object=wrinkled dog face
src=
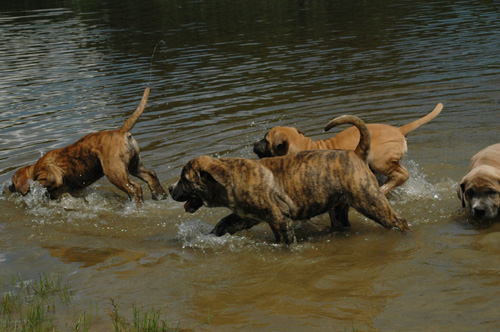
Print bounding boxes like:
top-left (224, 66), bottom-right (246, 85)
top-left (169, 164), bottom-right (204, 213)
top-left (169, 156), bottom-right (229, 213)
top-left (253, 132), bottom-right (275, 158)
top-left (463, 186), bottom-right (500, 220)
top-left (459, 167), bottom-right (500, 220)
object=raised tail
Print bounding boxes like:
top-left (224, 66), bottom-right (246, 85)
top-left (398, 103), bottom-right (443, 136)
top-left (325, 115), bottom-right (370, 162)
top-left (119, 87), bottom-right (150, 133)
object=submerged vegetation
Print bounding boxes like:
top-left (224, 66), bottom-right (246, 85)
top-left (0, 274), bottom-right (182, 332)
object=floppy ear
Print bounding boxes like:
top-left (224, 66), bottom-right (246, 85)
top-left (196, 157), bottom-right (229, 187)
top-left (272, 131), bottom-right (290, 156)
top-left (457, 181), bottom-right (466, 208)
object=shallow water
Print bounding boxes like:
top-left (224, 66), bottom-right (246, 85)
top-left (1, 0), bottom-right (500, 330)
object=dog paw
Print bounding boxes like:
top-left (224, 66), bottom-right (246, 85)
top-left (152, 192), bottom-right (169, 200)
top-left (211, 224), bottom-right (228, 237)
top-left (395, 217), bottom-right (410, 232)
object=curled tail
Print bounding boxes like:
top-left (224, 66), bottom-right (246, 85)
top-left (325, 115), bottom-right (370, 162)
top-left (119, 87), bottom-right (150, 133)
top-left (398, 103), bottom-right (443, 136)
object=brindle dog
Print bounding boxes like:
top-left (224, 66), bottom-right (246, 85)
top-left (169, 115), bottom-right (409, 244)
top-left (9, 87), bottom-right (167, 204)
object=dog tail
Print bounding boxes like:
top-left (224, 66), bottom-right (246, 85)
top-left (119, 87), bottom-right (150, 133)
top-left (398, 103), bottom-right (443, 136)
top-left (325, 115), bottom-right (370, 162)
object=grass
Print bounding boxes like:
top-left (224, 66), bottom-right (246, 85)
top-left (344, 324), bottom-right (358, 332)
top-left (110, 299), bottom-right (181, 332)
top-left (0, 273), bottom-right (80, 332)
top-left (0, 274), bottom-right (183, 332)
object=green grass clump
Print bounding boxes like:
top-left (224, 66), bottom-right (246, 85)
top-left (0, 273), bottom-right (75, 332)
top-left (110, 299), bottom-right (181, 332)
top-left (0, 274), bottom-right (182, 332)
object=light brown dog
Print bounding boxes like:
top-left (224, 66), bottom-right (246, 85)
top-left (457, 143), bottom-right (500, 220)
top-left (169, 115), bottom-right (409, 245)
top-left (9, 87), bottom-right (167, 204)
top-left (253, 103), bottom-right (443, 195)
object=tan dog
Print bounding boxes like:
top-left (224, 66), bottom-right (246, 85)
top-left (253, 103), bottom-right (443, 195)
top-left (457, 143), bottom-right (500, 220)
top-left (9, 87), bottom-right (167, 204)
top-left (169, 115), bottom-right (409, 245)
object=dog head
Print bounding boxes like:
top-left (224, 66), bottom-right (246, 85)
top-left (253, 127), bottom-right (305, 158)
top-left (169, 156), bottom-right (229, 213)
top-left (10, 164), bottom-right (35, 195)
top-left (458, 165), bottom-right (500, 220)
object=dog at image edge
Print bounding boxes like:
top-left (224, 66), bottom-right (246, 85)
top-left (253, 103), bottom-right (443, 195)
top-left (458, 143), bottom-right (500, 220)
top-left (9, 87), bottom-right (168, 204)
top-left (169, 115), bottom-right (409, 245)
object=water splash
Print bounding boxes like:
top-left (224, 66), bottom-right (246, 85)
top-left (4, 179), bottom-right (142, 224)
top-left (175, 217), bottom-right (333, 252)
top-left (385, 159), bottom-right (460, 226)
top-left (0, 181), bottom-right (12, 200)
top-left (176, 219), bottom-right (250, 251)
top-left (390, 160), bottom-right (456, 203)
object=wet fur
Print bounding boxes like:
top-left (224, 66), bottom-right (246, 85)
top-left (170, 115), bottom-right (409, 244)
top-left (10, 87), bottom-right (167, 204)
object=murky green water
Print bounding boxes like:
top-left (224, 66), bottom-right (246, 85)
top-left (1, 0), bottom-right (500, 330)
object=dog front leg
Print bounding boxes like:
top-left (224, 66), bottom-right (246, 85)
top-left (211, 213), bottom-right (260, 236)
top-left (35, 171), bottom-right (63, 197)
top-left (268, 218), bottom-right (296, 245)
top-left (351, 190), bottom-right (409, 232)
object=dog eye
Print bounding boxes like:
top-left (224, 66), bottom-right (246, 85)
top-left (465, 189), bottom-right (474, 197)
top-left (487, 189), bottom-right (498, 197)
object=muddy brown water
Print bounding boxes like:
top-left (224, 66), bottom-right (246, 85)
top-left (1, 0), bottom-right (500, 330)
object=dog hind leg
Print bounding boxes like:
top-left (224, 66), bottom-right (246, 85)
top-left (129, 157), bottom-right (168, 200)
top-left (379, 164), bottom-right (410, 196)
top-left (103, 163), bottom-right (144, 204)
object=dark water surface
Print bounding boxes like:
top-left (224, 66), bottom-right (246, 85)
top-left (1, 0), bottom-right (500, 330)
